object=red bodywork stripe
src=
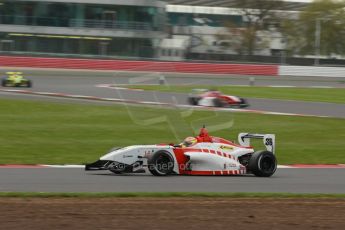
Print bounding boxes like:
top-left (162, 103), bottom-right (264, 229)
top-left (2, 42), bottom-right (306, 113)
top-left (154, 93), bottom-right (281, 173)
top-left (186, 171), bottom-right (214, 175)
top-left (172, 147), bottom-right (246, 174)
top-left (182, 170), bottom-right (246, 176)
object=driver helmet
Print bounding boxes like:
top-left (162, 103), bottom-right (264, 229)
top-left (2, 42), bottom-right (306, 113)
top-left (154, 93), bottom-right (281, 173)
top-left (182, 137), bottom-right (197, 147)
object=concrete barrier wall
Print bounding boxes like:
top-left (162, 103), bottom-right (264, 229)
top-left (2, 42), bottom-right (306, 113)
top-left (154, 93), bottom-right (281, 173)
top-left (279, 65), bottom-right (345, 78)
top-left (0, 56), bottom-right (278, 76)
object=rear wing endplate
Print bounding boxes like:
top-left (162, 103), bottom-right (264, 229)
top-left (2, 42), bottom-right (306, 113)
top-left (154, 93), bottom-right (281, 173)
top-left (238, 133), bottom-right (275, 154)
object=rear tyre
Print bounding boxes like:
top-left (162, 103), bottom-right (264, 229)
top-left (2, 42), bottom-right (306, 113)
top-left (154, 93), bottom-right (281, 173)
top-left (1, 79), bottom-right (6, 87)
top-left (26, 80), bottom-right (32, 88)
top-left (148, 150), bottom-right (174, 176)
top-left (213, 98), bottom-right (224, 107)
top-left (239, 98), bottom-right (248, 108)
top-left (248, 150), bottom-right (277, 177)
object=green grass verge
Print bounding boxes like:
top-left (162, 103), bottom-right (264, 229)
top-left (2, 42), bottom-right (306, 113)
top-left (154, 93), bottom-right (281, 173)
top-left (127, 85), bottom-right (345, 104)
top-left (0, 98), bottom-right (344, 164)
top-left (0, 192), bottom-right (344, 198)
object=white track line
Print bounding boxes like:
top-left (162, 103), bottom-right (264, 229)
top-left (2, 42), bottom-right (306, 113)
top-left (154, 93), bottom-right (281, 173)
top-left (43, 165), bottom-right (85, 168)
top-left (96, 84), bottom-right (343, 89)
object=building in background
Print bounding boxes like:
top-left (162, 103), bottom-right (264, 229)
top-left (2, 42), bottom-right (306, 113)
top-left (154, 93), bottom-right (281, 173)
top-left (1, 0), bottom-right (342, 65)
top-left (159, 1), bottom-right (307, 61)
top-left (0, 0), bottom-right (167, 58)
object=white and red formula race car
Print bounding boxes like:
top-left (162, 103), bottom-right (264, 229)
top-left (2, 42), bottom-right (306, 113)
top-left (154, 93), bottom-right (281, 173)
top-left (188, 89), bottom-right (249, 108)
top-left (86, 127), bottom-right (277, 177)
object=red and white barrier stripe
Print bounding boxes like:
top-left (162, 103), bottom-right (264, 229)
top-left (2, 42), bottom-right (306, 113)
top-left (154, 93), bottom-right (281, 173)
top-left (0, 56), bottom-right (278, 76)
top-left (1, 55), bottom-right (345, 78)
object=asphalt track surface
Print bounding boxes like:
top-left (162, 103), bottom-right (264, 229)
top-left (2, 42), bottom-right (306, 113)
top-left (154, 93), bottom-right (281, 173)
top-left (0, 68), bottom-right (344, 118)
top-left (0, 68), bottom-right (344, 194)
top-left (0, 168), bottom-right (344, 193)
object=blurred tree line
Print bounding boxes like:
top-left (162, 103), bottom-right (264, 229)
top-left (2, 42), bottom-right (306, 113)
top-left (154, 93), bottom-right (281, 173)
top-left (222, 0), bottom-right (345, 57)
top-left (283, 0), bottom-right (345, 57)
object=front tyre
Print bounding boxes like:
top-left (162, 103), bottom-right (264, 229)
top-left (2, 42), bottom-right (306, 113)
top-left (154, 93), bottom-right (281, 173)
top-left (148, 150), bottom-right (174, 176)
top-left (248, 150), bottom-right (277, 177)
top-left (188, 97), bottom-right (200, 105)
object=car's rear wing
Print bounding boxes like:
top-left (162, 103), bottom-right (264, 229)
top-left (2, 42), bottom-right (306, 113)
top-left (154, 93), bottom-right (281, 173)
top-left (238, 133), bottom-right (275, 154)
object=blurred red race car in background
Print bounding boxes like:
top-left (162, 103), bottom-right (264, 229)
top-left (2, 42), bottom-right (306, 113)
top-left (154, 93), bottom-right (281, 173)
top-left (188, 89), bottom-right (248, 108)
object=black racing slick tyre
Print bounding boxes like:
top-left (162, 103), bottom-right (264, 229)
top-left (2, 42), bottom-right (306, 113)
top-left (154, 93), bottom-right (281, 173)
top-left (248, 150), bottom-right (277, 177)
top-left (239, 98), bottom-right (249, 108)
top-left (188, 97), bottom-right (200, 105)
top-left (213, 98), bottom-right (224, 107)
top-left (26, 80), bottom-right (32, 88)
top-left (1, 79), bottom-right (7, 87)
top-left (148, 150), bottom-right (174, 176)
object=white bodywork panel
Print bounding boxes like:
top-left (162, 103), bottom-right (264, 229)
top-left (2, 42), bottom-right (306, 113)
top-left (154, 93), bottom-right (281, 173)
top-left (197, 95), bottom-right (241, 107)
top-left (198, 97), bottom-right (217, 106)
top-left (184, 142), bottom-right (253, 172)
top-left (100, 145), bottom-right (179, 173)
top-left (99, 141), bottom-right (255, 174)
top-left (100, 145), bottom-right (171, 163)
top-left (87, 129), bottom-right (276, 176)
